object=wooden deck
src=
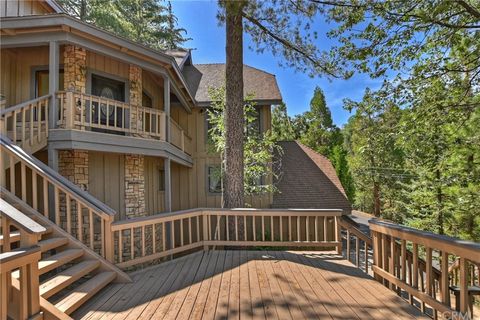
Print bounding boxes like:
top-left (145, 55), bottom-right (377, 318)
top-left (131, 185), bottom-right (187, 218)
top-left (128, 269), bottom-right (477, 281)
top-left (74, 250), bottom-right (428, 320)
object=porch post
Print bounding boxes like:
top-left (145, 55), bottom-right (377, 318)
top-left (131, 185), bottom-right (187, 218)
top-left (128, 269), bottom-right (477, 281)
top-left (164, 157), bottom-right (172, 212)
top-left (164, 76), bottom-right (170, 142)
top-left (48, 41), bottom-right (59, 129)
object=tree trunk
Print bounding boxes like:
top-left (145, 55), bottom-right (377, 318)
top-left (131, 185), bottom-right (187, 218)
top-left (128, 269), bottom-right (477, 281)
top-left (223, 1), bottom-right (245, 209)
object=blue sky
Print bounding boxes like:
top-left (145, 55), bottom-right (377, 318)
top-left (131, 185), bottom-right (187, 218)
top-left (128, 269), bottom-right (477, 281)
top-left (171, 1), bottom-right (384, 126)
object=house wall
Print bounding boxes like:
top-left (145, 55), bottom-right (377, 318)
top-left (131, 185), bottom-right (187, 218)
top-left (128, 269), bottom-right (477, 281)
top-left (0, 46), bottom-right (52, 106)
top-left (188, 106), bottom-right (273, 209)
top-left (1, 0), bottom-right (52, 18)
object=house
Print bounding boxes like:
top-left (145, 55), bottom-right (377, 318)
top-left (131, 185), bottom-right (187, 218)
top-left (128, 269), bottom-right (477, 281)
top-left (1, 2), bottom-right (475, 320)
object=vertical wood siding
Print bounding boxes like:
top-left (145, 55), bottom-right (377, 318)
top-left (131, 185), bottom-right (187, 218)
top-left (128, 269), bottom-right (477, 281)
top-left (88, 152), bottom-right (126, 220)
top-left (1, 0), bottom-right (52, 18)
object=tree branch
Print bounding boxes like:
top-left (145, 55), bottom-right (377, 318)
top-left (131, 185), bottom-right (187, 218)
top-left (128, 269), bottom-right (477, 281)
top-left (457, 0), bottom-right (480, 19)
top-left (242, 12), bottom-right (340, 78)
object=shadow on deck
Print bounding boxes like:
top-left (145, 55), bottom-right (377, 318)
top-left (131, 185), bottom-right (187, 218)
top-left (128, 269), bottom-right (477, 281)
top-left (74, 250), bottom-right (428, 320)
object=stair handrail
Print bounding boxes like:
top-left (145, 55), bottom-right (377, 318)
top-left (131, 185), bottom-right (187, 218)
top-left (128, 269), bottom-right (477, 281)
top-left (0, 94), bottom-right (51, 116)
top-left (1, 135), bottom-right (115, 217)
top-left (0, 95), bottom-right (51, 152)
top-left (1, 198), bottom-right (45, 320)
top-left (1, 135), bottom-right (116, 261)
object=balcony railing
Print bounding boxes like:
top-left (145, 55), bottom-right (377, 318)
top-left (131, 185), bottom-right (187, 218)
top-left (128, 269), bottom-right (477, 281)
top-left (170, 118), bottom-right (192, 155)
top-left (57, 91), bottom-right (166, 141)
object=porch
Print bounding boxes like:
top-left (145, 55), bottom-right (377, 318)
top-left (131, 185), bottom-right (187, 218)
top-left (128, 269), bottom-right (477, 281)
top-left (74, 250), bottom-right (427, 320)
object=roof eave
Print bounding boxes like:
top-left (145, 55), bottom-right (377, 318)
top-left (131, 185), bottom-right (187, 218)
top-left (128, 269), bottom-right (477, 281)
top-left (0, 14), bottom-right (196, 107)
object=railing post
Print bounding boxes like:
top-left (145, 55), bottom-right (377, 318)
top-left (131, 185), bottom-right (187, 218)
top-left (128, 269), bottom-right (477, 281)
top-left (181, 129), bottom-right (185, 152)
top-left (335, 216), bottom-right (342, 255)
top-left (203, 211), bottom-right (209, 251)
top-left (65, 91), bottom-right (75, 129)
top-left (104, 216), bottom-right (114, 263)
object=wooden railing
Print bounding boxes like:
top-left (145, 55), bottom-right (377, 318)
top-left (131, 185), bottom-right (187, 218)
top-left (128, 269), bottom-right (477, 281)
top-left (1, 198), bottom-right (45, 320)
top-left (57, 91), bottom-right (166, 140)
top-left (170, 118), bottom-right (191, 155)
top-left (110, 208), bottom-right (342, 269)
top-left (0, 135), bottom-right (116, 261)
top-left (338, 217), bottom-right (373, 273)
top-left (0, 95), bottom-right (50, 152)
top-left (370, 219), bottom-right (480, 319)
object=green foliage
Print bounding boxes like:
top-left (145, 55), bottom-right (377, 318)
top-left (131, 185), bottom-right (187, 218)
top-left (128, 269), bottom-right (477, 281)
top-left (59, 0), bottom-right (190, 50)
top-left (330, 145), bottom-right (355, 202)
top-left (271, 103), bottom-right (296, 141)
top-left (207, 86), bottom-right (282, 197)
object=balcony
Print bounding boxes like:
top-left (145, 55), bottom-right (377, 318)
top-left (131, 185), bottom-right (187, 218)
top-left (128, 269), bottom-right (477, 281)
top-left (56, 91), bottom-right (192, 156)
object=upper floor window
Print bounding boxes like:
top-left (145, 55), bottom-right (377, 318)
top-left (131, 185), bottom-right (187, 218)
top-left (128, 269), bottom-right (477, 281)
top-left (142, 91), bottom-right (153, 108)
top-left (35, 69), bottom-right (64, 97)
top-left (91, 74), bottom-right (125, 102)
top-left (207, 165), bottom-right (222, 193)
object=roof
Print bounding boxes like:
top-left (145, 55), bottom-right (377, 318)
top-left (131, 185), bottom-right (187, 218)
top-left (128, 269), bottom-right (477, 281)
top-left (164, 49), bottom-right (191, 70)
top-left (272, 141), bottom-right (351, 213)
top-left (182, 64), bottom-right (282, 106)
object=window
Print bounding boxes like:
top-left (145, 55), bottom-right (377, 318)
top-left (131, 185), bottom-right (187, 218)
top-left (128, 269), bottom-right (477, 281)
top-left (35, 69), bottom-right (64, 97)
top-left (158, 169), bottom-right (165, 192)
top-left (91, 74), bottom-right (125, 102)
top-left (207, 165), bottom-right (222, 193)
top-left (142, 91), bottom-right (153, 108)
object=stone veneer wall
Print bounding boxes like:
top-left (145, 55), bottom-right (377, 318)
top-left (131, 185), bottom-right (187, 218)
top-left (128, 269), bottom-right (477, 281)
top-left (129, 64), bottom-right (142, 133)
top-left (64, 45), bottom-right (87, 93)
top-left (64, 45), bottom-right (87, 128)
top-left (124, 154), bottom-right (146, 218)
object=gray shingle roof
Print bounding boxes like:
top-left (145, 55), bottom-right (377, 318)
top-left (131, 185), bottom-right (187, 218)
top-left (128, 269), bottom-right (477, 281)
top-left (272, 141), bottom-right (351, 213)
top-left (182, 64), bottom-right (282, 106)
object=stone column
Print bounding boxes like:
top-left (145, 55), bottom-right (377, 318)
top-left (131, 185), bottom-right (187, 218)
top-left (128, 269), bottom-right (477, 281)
top-left (58, 150), bottom-right (89, 239)
top-left (129, 64), bottom-right (142, 134)
top-left (63, 45), bottom-right (87, 129)
top-left (124, 154), bottom-right (146, 218)
top-left (64, 45), bottom-right (87, 93)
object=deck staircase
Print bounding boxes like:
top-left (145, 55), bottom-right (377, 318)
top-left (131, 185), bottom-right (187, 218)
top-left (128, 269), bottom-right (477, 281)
top-left (1, 124), bottom-right (130, 319)
top-left (2, 191), bottom-right (129, 317)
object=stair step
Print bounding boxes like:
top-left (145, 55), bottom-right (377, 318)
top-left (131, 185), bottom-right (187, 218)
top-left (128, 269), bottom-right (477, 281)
top-left (0, 231), bottom-right (21, 245)
top-left (39, 249), bottom-right (85, 275)
top-left (40, 260), bottom-right (101, 299)
top-left (55, 271), bottom-right (116, 315)
top-left (39, 237), bottom-right (68, 252)
top-left (12, 248), bottom-right (85, 279)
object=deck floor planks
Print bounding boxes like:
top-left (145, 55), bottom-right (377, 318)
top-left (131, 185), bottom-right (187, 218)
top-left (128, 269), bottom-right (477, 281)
top-left (277, 251), bottom-right (332, 319)
top-left (188, 251), bottom-right (221, 320)
top-left (310, 252), bottom-right (425, 319)
top-left (227, 251), bottom-right (241, 320)
top-left (303, 252), bottom-right (414, 320)
top-left (215, 250), bottom-right (234, 319)
top-left (175, 251), bottom-right (216, 319)
top-left (78, 251), bottom-right (429, 320)
top-left (202, 250), bottom-right (227, 320)
top-left (135, 254), bottom-right (192, 319)
top-left (151, 251), bottom-right (204, 319)
top-left (113, 255), bottom-right (180, 320)
top-left (238, 251), bottom-right (252, 320)
top-left (296, 251), bottom-right (370, 319)
top-left (162, 252), bottom-right (209, 319)
top-left (265, 251), bottom-right (304, 320)
top-left (275, 251), bottom-right (321, 320)
top-left (246, 251), bottom-right (266, 320)
top-left (253, 251), bottom-right (279, 320)
top-left (259, 252), bottom-right (292, 320)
